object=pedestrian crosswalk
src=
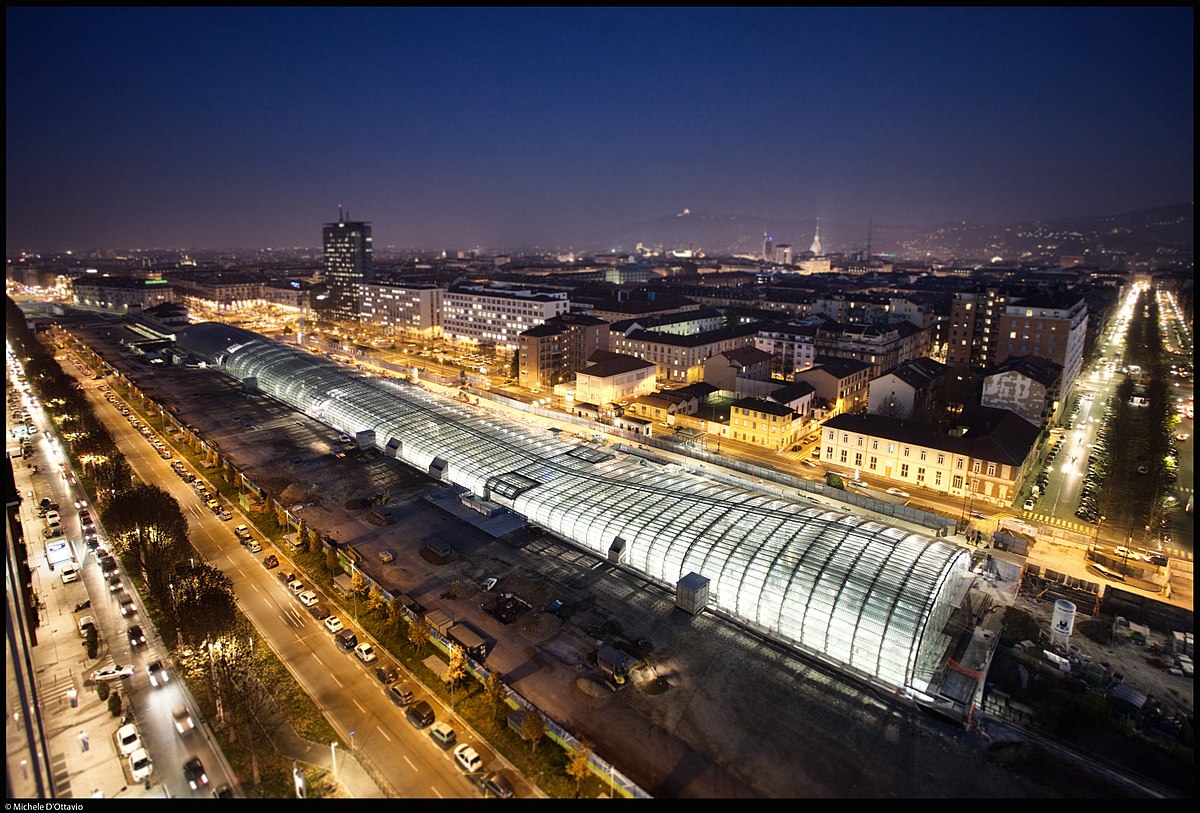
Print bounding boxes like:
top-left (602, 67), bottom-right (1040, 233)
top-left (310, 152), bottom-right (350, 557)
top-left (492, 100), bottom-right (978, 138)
top-left (1023, 511), bottom-right (1090, 534)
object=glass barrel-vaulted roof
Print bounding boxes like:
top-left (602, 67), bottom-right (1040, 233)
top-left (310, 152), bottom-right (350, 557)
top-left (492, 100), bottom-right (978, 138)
top-left (177, 323), bottom-right (972, 693)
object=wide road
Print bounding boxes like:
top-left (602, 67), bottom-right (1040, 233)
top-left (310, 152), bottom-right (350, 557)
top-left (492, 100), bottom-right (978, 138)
top-left (71, 361), bottom-right (484, 799)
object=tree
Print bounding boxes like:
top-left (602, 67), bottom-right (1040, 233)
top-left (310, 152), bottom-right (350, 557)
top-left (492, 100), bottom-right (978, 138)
top-left (171, 561), bottom-right (237, 645)
top-left (406, 616), bottom-right (429, 653)
top-left (365, 585), bottom-right (388, 616)
top-left (566, 739), bottom-right (593, 796)
top-left (96, 681), bottom-right (110, 702)
top-left (446, 644), bottom-right (469, 706)
top-left (349, 568), bottom-right (370, 601)
top-left (825, 472), bottom-right (844, 490)
top-left (108, 690), bottom-right (123, 717)
top-left (325, 546), bottom-right (340, 575)
top-left (484, 671), bottom-right (508, 720)
top-left (520, 708), bottom-right (546, 754)
top-left (85, 626), bottom-right (99, 660)
top-left (386, 597), bottom-right (405, 631)
top-left (207, 632), bottom-right (267, 785)
top-left (307, 527), bottom-right (323, 555)
top-left (102, 484), bottom-right (191, 609)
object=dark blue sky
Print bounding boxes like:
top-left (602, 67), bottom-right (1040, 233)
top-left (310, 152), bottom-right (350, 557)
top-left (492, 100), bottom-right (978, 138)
top-left (5, 7), bottom-right (1193, 253)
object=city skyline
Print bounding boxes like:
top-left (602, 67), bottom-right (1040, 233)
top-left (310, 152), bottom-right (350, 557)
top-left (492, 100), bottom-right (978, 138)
top-left (5, 7), bottom-right (1194, 253)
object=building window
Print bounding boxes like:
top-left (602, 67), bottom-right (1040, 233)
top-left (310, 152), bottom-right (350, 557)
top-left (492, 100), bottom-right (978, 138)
top-left (869, 456), bottom-right (877, 470)
top-left (973, 461), bottom-right (982, 474)
top-left (854, 453), bottom-right (863, 467)
top-left (903, 446), bottom-right (910, 457)
top-left (917, 467), bottom-right (925, 482)
top-left (935, 471), bottom-right (942, 486)
top-left (919, 450), bottom-right (927, 461)
top-left (952, 475), bottom-right (963, 489)
top-left (987, 462), bottom-right (996, 477)
top-left (937, 454), bottom-right (944, 465)
top-left (871, 440), bottom-right (878, 450)
top-left (887, 443), bottom-right (895, 453)
top-left (840, 450), bottom-right (848, 463)
top-left (900, 464), bottom-right (909, 478)
top-left (956, 458), bottom-right (964, 470)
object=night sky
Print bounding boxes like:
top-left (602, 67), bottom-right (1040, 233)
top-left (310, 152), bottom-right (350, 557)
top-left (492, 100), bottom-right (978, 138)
top-left (5, 7), bottom-right (1193, 253)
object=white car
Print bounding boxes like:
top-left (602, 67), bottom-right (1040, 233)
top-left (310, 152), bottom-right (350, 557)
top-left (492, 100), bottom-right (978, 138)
top-left (92, 664), bottom-right (135, 683)
top-left (116, 723), bottom-right (141, 756)
top-left (78, 615), bottom-right (96, 637)
top-left (246, 540), bottom-right (263, 553)
top-left (885, 488), bottom-right (910, 499)
top-left (1023, 498), bottom-right (1035, 511)
top-left (354, 642), bottom-right (377, 663)
top-left (61, 565), bottom-right (81, 584)
top-left (324, 616), bottom-right (344, 634)
top-left (129, 747), bottom-right (153, 782)
top-left (297, 590), bottom-right (319, 607)
top-left (453, 743), bottom-right (483, 773)
top-left (1113, 546), bottom-right (1141, 561)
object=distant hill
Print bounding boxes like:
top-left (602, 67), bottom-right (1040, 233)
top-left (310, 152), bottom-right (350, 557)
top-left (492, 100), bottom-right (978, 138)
top-left (586, 204), bottom-right (1193, 265)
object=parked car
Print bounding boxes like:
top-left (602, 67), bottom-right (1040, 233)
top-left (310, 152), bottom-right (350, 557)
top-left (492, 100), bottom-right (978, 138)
top-left (297, 590), bottom-right (319, 607)
top-left (129, 748), bottom-right (153, 782)
top-left (262, 554), bottom-right (279, 569)
top-left (61, 565), bottom-right (81, 584)
top-left (429, 721), bottom-right (457, 748)
top-left (128, 625), bottom-right (146, 647)
top-left (336, 629), bottom-right (358, 651)
top-left (453, 743), bottom-right (483, 773)
top-left (354, 642), bottom-right (377, 663)
top-left (116, 723), bottom-right (142, 756)
top-left (309, 603), bottom-right (331, 621)
top-left (406, 700), bottom-right (434, 729)
top-left (479, 771), bottom-right (514, 798)
top-left (324, 616), bottom-right (344, 634)
top-left (374, 662), bottom-right (399, 684)
top-left (388, 682), bottom-right (414, 707)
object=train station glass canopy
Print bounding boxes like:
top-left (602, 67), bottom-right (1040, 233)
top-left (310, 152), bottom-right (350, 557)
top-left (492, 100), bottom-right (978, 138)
top-left (178, 323), bottom-right (972, 693)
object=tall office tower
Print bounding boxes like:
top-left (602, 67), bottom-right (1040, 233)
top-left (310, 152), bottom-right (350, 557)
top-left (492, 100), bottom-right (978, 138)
top-left (809, 218), bottom-right (823, 256)
top-left (321, 208), bottom-right (373, 324)
top-left (762, 232), bottom-right (775, 262)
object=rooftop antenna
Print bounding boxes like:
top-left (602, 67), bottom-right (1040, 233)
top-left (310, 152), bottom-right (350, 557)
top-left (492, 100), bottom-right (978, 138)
top-left (337, 204), bottom-right (344, 223)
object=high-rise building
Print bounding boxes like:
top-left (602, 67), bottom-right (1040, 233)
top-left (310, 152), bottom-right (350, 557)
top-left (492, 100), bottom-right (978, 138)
top-left (321, 209), bottom-right (372, 323)
top-left (809, 219), bottom-right (823, 256)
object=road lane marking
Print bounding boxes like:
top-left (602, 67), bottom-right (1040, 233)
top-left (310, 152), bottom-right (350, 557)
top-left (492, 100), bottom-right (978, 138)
top-left (354, 699), bottom-right (367, 714)
top-left (403, 756), bottom-right (417, 772)
top-left (377, 726), bottom-right (390, 742)
top-left (430, 786), bottom-right (443, 798)
top-left (331, 674), bottom-right (344, 688)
